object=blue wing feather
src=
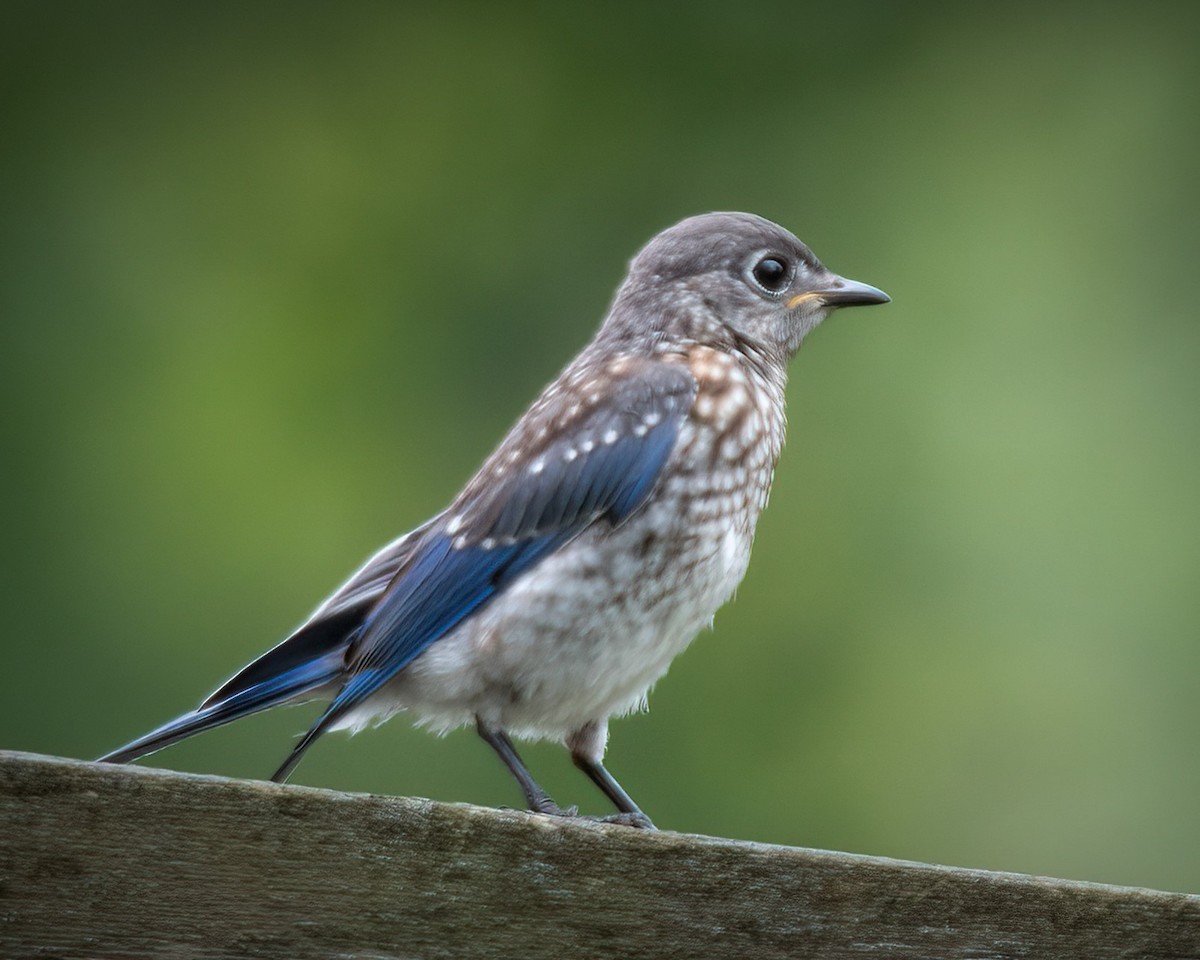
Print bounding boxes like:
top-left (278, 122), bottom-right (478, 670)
top-left (327, 360), bottom-right (696, 722)
top-left (336, 531), bottom-right (570, 709)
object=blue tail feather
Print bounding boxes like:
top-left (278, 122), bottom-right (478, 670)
top-left (97, 654), bottom-right (340, 766)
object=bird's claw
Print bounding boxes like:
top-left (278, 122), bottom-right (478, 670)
top-left (593, 811), bottom-right (657, 830)
top-left (529, 801), bottom-right (655, 830)
top-left (532, 799), bottom-right (579, 818)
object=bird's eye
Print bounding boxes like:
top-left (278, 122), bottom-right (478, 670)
top-left (751, 256), bottom-right (790, 293)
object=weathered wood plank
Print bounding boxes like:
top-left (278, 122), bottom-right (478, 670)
top-left (0, 750), bottom-right (1196, 959)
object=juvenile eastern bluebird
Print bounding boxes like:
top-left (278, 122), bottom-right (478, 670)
top-left (100, 212), bottom-right (888, 828)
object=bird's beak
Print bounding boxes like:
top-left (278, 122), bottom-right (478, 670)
top-left (787, 276), bottom-right (890, 310)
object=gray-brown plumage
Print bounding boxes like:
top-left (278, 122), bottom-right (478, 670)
top-left (100, 212), bottom-right (889, 828)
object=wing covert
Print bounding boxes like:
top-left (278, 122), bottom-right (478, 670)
top-left (327, 358), bottom-right (697, 717)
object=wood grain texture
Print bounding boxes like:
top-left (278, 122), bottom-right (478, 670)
top-left (1, 750), bottom-right (1197, 959)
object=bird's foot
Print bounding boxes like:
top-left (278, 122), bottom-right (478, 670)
top-left (529, 800), bottom-right (656, 830)
top-left (530, 798), bottom-right (579, 819)
top-left (590, 811), bottom-right (657, 830)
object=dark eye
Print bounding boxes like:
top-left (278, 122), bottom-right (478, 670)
top-left (751, 256), bottom-right (790, 293)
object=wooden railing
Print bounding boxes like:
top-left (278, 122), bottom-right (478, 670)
top-left (1, 750), bottom-right (1196, 958)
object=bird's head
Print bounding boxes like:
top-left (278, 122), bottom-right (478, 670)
top-left (604, 212), bottom-right (889, 361)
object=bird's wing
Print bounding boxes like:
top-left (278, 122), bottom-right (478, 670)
top-left (329, 357), bottom-right (698, 720)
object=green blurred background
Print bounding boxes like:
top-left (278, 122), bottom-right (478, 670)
top-left (3, 2), bottom-right (1197, 892)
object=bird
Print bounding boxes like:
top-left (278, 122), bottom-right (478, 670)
top-left (99, 212), bottom-right (889, 828)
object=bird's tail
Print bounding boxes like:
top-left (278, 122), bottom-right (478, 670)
top-left (97, 653), bottom-right (341, 766)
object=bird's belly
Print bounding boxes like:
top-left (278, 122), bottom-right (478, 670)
top-left (377, 493), bottom-right (758, 740)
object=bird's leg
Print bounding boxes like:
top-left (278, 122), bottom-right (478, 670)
top-left (475, 717), bottom-right (577, 818)
top-left (568, 721), bottom-right (657, 830)
top-left (570, 754), bottom-right (656, 830)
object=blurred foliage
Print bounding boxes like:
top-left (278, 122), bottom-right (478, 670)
top-left (2, 2), bottom-right (1197, 892)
